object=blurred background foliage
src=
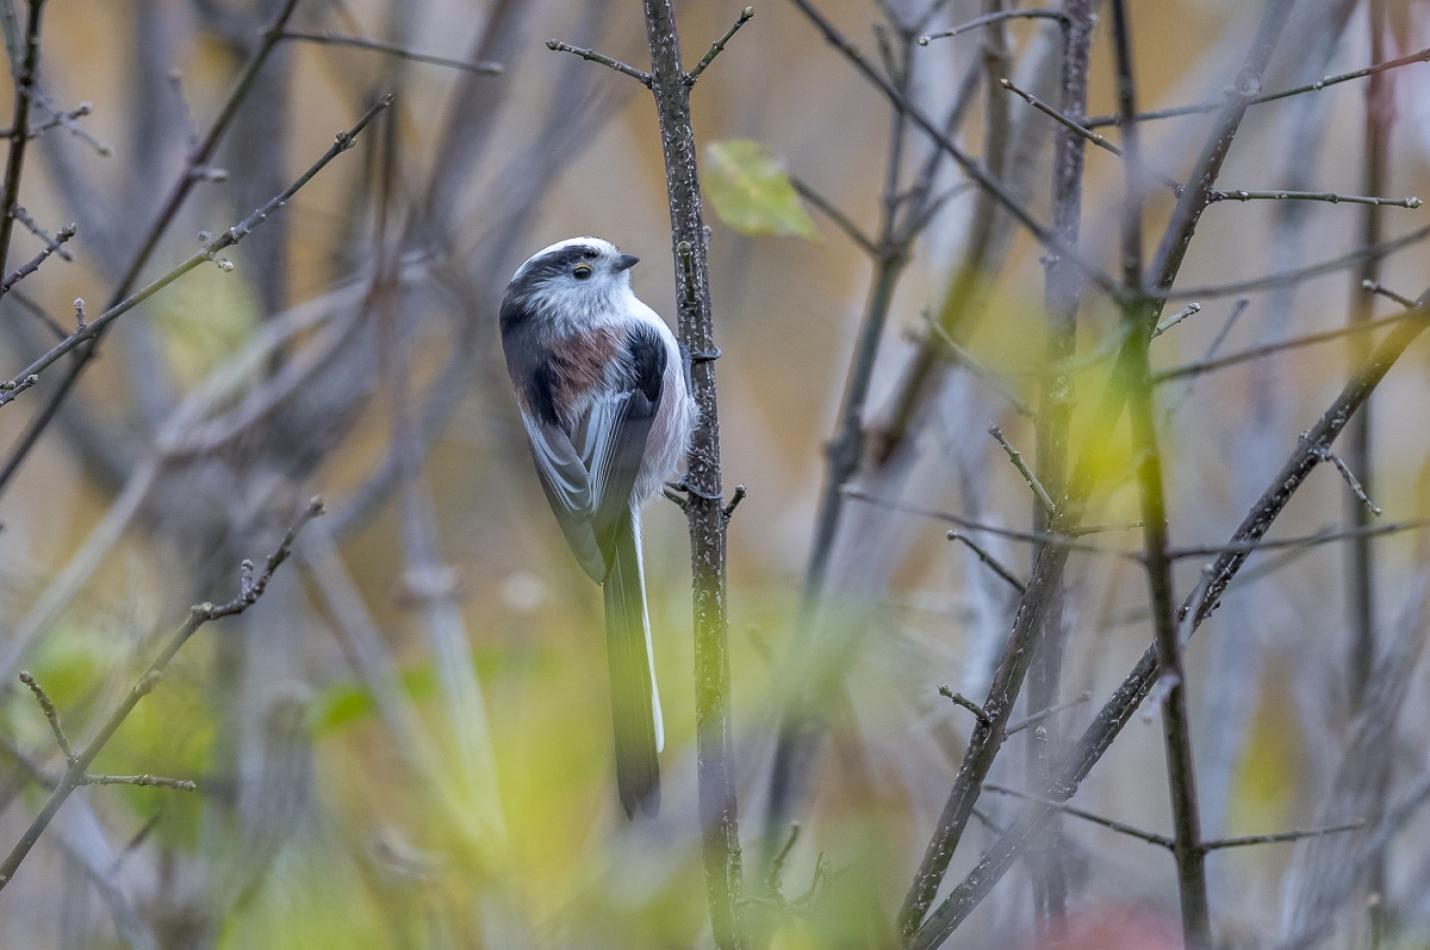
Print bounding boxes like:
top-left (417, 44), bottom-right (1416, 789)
top-left (0, 0), bottom-right (1424, 947)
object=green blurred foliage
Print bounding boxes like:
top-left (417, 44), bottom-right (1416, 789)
top-left (703, 140), bottom-right (817, 240)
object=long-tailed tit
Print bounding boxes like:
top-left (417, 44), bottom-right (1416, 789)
top-left (500, 237), bottom-right (695, 817)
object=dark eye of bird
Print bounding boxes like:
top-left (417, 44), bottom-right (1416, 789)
top-left (573, 264), bottom-right (593, 280)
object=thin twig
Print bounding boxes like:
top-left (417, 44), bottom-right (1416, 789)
top-left (1201, 820), bottom-right (1364, 851)
top-left (1025, 3), bottom-right (1094, 921)
top-left (1151, 302), bottom-right (1200, 338)
top-left (544, 39), bottom-right (650, 85)
top-left (939, 686), bottom-right (991, 725)
top-left (1162, 223), bottom-right (1430, 301)
top-left (281, 29), bottom-right (504, 74)
top-left (17, 671), bottom-right (72, 762)
top-left (0, 221), bottom-right (72, 296)
top-left (0, 498), bottom-right (323, 891)
top-left (948, 532), bottom-right (1026, 594)
top-left (1317, 447), bottom-right (1381, 517)
top-left (27, 89), bottom-right (110, 156)
top-left (1361, 279), bottom-right (1413, 308)
top-left (9, 206), bottom-right (72, 261)
top-left (917, 9), bottom-right (1066, 45)
top-left (1005, 692), bottom-right (1091, 738)
top-left (1153, 309), bottom-right (1418, 383)
top-left (841, 487), bottom-right (1123, 554)
top-left (1208, 189), bottom-right (1420, 209)
top-left (998, 77), bottom-right (1184, 193)
top-left (920, 315), bottom-right (1036, 418)
top-left (789, 174), bottom-right (879, 256)
top-left (988, 424), bottom-right (1056, 513)
top-left (80, 774), bottom-right (197, 792)
top-left (8, 100), bottom-right (85, 139)
top-left (982, 784), bottom-right (1174, 848)
top-left (1081, 46), bottom-right (1430, 128)
top-left (1165, 518), bottom-right (1426, 560)
top-left (687, 6), bottom-right (754, 84)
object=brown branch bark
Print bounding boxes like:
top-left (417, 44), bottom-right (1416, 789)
top-left (641, 4), bottom-right (749, 943)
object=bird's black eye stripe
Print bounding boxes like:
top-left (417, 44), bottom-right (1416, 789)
top-left (583, 249), bottom-right (598, 260)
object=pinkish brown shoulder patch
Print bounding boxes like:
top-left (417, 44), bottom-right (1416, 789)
top-left (547, 326), bottom-right (622, 418)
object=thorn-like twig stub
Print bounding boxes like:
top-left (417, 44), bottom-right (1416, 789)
top-left (938, 685), bottom-right (991, 726)
top-left (722, 485), bottom-right (747, 521)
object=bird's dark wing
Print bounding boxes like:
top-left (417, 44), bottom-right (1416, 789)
top-left (521, 325), bottom-right (667, 582)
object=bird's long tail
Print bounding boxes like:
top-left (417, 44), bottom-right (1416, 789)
top-left (603, 507), bottom-right (664, 818)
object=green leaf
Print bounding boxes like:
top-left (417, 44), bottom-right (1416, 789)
top-left (704, 139), bottom-right (817, 239)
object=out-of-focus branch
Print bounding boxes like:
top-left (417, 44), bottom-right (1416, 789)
top-left (1081, 45), bottom-right (1430, 128)
top-left (761, 23), bottom-right (988, 866)
top-left (917, 9), bottom-right (1066, 45)
top-left (1164, 221), bottom-right (1430, 301)
top-left (1153, 309), bottom-right (1416, 382)
top-left (0, 96), bottom-right (389, 404)
top-left (1024, 1), bottom-right (1093, 923)
top-left (0, 0), bottom-right (304, 497)
top-left (0, 498), bottom-right (323, 892)
top-left (912, 288), bottom-right (1430, 945)
top-left (280, 29), bottom-right (504, 74)
top-left (787, 0), bottom-right (1119, 297)
top-left (899, 4), bottom-right (1298, 941)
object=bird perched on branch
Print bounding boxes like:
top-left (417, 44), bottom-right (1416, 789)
top-left (500, 237), bottom-right (695, 817)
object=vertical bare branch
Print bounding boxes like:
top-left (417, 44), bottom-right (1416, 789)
top-left (1109, 2), bottom-right (1209, 943)
top-left (1345, 0), bottom-right (1388, 709)
top-left (642, 4), bottom-right (751, 942)
top-left (1025, 0), bottom-right (1094, 927)
top-left (1345, 0), bottom-right (1392, 927)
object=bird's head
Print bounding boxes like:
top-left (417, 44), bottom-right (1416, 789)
top-left (504, 236), bottom-right (640, 315)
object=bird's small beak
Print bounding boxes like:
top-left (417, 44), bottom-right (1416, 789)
top-left (614, 253), bottom-right (640, 272)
